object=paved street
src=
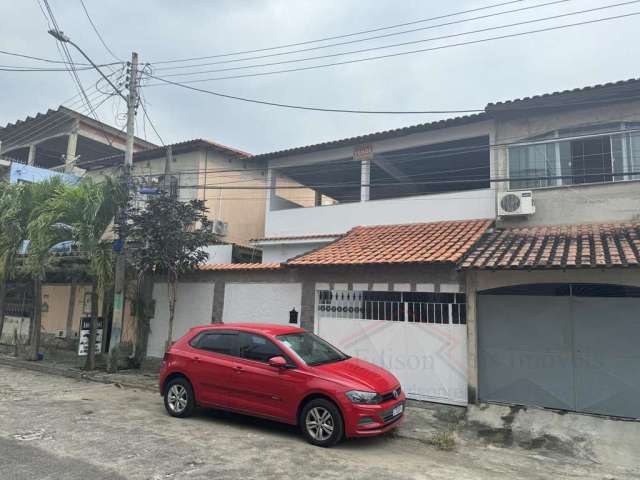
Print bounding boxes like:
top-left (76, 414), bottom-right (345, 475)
top-left (0, 364), bottom-right (635, 480)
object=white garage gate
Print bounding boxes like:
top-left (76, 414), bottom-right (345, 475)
top-left (223, 283), bottom-right (302, 326)
top-left (315, 290), bottom-right (468, 405)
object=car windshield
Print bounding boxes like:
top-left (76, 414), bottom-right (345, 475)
top-left (276, 332), bottom-right (350, 366)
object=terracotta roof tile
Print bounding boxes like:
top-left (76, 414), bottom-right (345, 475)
top-left (288, 219), bottom-right (492, 266)
top-left (460, 222), bottom-right (640, 270)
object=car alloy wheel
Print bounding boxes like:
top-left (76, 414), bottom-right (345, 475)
top-left (300, 398), bottom-right (343, 447)
top-left (167, 384), bottom-right (188, 414)
top-left (305, 406), bottom-right (334, 441)
top-left (163, 377), bottom-right (195, 418)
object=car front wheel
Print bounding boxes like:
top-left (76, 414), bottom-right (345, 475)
top-left (164, 377), bottom-right (195, 418)
top-left (301, 398), bottom-right (343, 447)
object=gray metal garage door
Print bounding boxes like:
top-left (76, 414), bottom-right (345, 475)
top-left (478, 284), bottom-right (640, 419)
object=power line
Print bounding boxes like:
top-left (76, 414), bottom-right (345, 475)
top-left (148, 0), bottom-right (528, 65)
top-left (144, 10), bottom-right (640, 86)
top-left (79, 0), bottom-right (122, 61)
top-left (154, 1), bottom-right (640, 79)
top-left (154, 0), bottom-right (573, 72)
top-left (143, 73), bottom-right (483, 114)
top-left (0, 48), bottom-right (120, 66)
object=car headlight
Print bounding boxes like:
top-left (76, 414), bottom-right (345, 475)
top-left (345, 390), bottom-right (382, 404)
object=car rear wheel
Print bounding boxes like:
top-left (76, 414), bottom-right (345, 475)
top-left (164, 377), bottom-right (195, 418)
top-left (301, 399), bottom-right (343, 447)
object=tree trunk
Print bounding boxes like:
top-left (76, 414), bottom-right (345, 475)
top-left (132, 272), bottom-right (152, 368)
top-left (29, 276), bottom-right (43, 361)
top-left (85, 280), bottom-right (98, 371)
top-left (0, 276), bottom-right (6, 344)
top-left (65, 279), bottom-right (77, 339)
top-left (165, 272), bottom-right (177, 353)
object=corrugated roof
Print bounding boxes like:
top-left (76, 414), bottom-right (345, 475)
top-left (79, 138), bottom-right (252, 170)
top-left (486, 78), bottom-right (640, 111)
top-left (460, 222), bottom-right (640, 270)
top-left (198, 263), bottom-right (282, 271)
top-left (0, 106), bottom-right (157, 149)
top-left (249, 113), bottom-right (488, 161)
top-left (288, 219), bottom-right (492, 266)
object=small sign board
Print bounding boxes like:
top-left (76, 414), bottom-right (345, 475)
top-left (78, 317), bottom-right (104, 356)
top-left (353, 144), bottom-right (373, 162)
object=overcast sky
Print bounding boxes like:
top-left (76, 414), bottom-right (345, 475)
top-left (1, 0), bottom-right (639, 154)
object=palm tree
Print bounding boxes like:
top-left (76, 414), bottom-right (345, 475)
top-left (37, 177), bottom-right (125, 369)
top-left (23, 177), bottom-right (71, 360)
top-left (0, 182), bottom-right (25, 342)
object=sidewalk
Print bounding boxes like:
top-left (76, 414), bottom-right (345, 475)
top-left (0, 353), bottom-right (158, 392)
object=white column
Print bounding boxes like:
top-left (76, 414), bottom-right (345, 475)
top-left (65, 132), bottom-right (78, 169)
top-left (360, 158), bottom-right (370, 202)
top-left (27, 144), bottom-right (36, 166)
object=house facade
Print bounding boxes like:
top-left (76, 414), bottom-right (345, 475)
top-left (83, 139), bottom-right (266, 248)
top-left (145, 78), bottom-right (640, 419)
top-left (460, 79), bottom-right (640, 419)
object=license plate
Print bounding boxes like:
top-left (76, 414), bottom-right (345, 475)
top-left (392, 404), bottom-right (404, 417)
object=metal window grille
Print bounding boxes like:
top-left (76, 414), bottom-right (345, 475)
top-left (316, 290), bottom-right (466, 324)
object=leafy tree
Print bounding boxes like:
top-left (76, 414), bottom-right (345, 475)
top-left (9, 177), bottom-right (69, 360)
top-left (125, 193), bottom-right (215, 352)
top-left (0, 182), bottom-right (26, 342)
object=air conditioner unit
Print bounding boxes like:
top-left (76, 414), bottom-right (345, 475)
top-left (498, 191), bottom-right (535, 216)
top-left (211, 219), bottom-right (228, 236)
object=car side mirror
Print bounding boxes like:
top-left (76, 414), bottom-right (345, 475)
top-left (268, 356), bottom-right (288, 369)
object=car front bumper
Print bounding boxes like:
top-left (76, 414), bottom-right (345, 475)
top-left (340, 394), bottom-right (407, 438)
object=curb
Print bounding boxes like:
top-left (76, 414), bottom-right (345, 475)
top-left (0, 355), bottom-right (157, 392)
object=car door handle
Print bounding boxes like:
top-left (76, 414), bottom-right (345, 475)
top-left (192, 356), bottom-right (200, 363)
top-left (234, 366), bottom-right (243, 373)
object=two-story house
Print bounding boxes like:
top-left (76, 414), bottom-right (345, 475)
top-left (157, 78), bottom-right (640, 420)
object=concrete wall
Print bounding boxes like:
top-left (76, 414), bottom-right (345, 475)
top-left (260, 241), bottom-right (332, 263)
top-left (147, 281), bottom-right (215, 358)
top-left (464, 268), bottom-right (640, 404)
top-left (40, 284), bottom-right (136, 348)
top-left (266, 188), bottom-right (495, 237)
top-left (197, 150), bottom-right (266, 246)
top-left (90, 147), bottom-right (267, 247)
top-left (180, 264), bottom-right (463, 332)
top-left (264, 120), bottom-right (495, 237)
top-left (494, 100), bottom-right (640, 227)
top-left (222, 283), bottom-right (302, 325)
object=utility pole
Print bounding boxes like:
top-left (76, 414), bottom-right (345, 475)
top-left (108, 51), bottom-right (138, 372)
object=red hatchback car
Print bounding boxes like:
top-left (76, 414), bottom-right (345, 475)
top-left (159, 323), bottom-right (405, 447)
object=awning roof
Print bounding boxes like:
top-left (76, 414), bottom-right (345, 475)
top-left (287, 219), bottom-right (492, 266)
top-left (460, 222), bottom-right (640, 270)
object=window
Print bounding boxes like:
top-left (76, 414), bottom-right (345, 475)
top-left (508, 126), bottom-right (640, 189)
top-left (191, 331), bottom-right (237, 356)
top-left (316, 290), bottom-right (466, 324)
top-left (277, 332), bottom-right (349, 366)
top-left (238, 332), bottom-right (287, 364)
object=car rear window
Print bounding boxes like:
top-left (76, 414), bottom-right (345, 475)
top-left (191, 330), bottom-right (237, 356)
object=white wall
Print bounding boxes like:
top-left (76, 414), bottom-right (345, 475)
top-left (266, 188), bottom-right (495, 237)
top-left (260, 241), bottom-right (331, 263)
top-left (147, 282), bottom-right (215, 358)
top-left (223, 283), bottom-right (302, 325)
top-left (201, 244), bottom-right (233, 264)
